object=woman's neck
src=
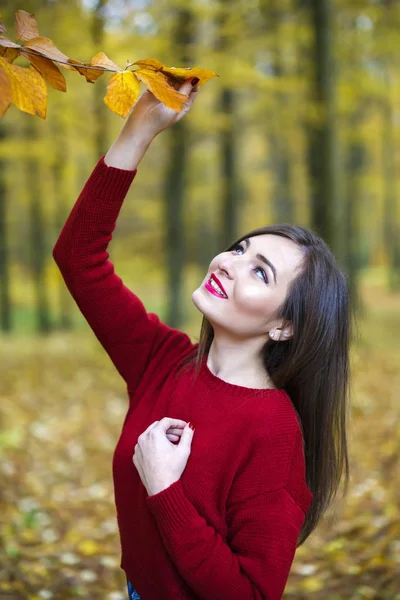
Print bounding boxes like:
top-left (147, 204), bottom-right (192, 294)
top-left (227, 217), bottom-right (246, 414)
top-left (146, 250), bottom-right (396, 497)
top-left (207, 338), bottom-right (276, 390)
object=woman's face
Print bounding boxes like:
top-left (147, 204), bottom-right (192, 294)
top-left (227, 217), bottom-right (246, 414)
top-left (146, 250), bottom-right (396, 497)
top-left (192, 234), bottom-right (304, 339)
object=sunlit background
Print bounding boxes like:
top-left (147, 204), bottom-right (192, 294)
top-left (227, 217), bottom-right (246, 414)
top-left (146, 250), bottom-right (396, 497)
top-left (0, 0), bottom-right (399, 598)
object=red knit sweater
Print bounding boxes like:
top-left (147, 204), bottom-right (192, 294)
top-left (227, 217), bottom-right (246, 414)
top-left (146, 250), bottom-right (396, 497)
top-left (53, 156), bottom-right (313, 600)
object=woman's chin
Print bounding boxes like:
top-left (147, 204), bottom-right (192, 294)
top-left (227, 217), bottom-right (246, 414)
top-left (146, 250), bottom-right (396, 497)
top-left (192, 288), bottom-right (211, 318)
top-left (191, 288), bottom-right (204, 312)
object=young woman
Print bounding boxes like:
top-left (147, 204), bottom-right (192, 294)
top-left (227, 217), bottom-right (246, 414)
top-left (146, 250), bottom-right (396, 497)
top-left (53, 76), bottom-right (350, 600)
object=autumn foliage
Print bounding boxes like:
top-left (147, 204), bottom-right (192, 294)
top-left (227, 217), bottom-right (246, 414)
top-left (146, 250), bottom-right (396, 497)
top-left (0, 9), bottom-right (219, 119)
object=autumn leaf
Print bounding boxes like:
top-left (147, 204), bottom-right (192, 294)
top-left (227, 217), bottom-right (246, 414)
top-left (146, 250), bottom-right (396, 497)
top-left (104, 71), bottom-right (141, 118)
top-left (162, 65), bottom-right (218, 86)
top-left (0, 10), bottom-right (219, 119)
top-left (0, 45), bottom-right (20, 64)
top-left (133, 58), bottom-right (164, 71)
top-left (23, 36), bottom-right (76, 71)
top-left (66, 58), bottom-right (104, 83)
top-left (135, 68), bottom-right (188, 112)
top-left (0, 57), bottom-right (47, 118)
top-left (15, 9), bottom-right (40, 42)
top-left (63, 60), bottom-right (100, 82)
top-left (0, 36), bottom-right (21, 49)
top-left (0, 33), bottom-right (31, 66)
top-left (91, 52), bottom-right (122, 72)
top-left (78, 539), bottom-right (99, 556)
top-left (21, 50), bottom-right (66, 92)
top-left (133, 58), bottom-right (219, 86)
top-left (65, 52), bottom-right (122, 84)
top-left (0, 61), bottom-right (12, 116)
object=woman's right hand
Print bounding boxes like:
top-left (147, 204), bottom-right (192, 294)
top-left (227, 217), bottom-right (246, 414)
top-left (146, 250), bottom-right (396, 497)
top-left (166, 423), bottom-right (186, 444)
top-left (126, 76), bottom-right (200, 140)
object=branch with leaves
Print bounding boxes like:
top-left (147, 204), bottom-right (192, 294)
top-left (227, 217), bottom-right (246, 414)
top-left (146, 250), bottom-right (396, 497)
top-left (0, 9), bottom-right (219, 119)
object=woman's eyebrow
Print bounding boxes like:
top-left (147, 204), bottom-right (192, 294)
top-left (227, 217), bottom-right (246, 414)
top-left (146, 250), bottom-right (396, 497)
top-left (244, 238), bottom-right (278, 283)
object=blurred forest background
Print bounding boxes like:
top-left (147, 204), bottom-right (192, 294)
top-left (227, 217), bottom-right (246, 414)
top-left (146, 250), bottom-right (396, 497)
top-left (0, 0), bottom-right (399, 598)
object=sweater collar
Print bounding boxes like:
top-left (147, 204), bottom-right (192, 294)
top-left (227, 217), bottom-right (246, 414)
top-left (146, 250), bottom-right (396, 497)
top-left (199, 354), bottom-right (284, 398)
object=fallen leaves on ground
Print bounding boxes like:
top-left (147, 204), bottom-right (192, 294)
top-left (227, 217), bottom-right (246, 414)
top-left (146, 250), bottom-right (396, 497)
top-left (0, 287), bottom-right (399, 599)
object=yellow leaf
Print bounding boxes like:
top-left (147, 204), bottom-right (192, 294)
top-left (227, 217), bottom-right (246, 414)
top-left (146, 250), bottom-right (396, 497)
top-left (20, 528), bottom-right (38, 543)
top-left (21, 51), bottom-right (66, 92)
top-left (300, 577), bottom-right (324, 592)
top-left (16, 10), bottom-right (40, 42)
top-left (135, 68), bottom-right (187, 113)
top-left (91, 52), bottom-right (122, 72)
top-left (104, 71), bottom-right (140, 118)
top-left (23, 36), bottom-right (75, 71)
top-left (0, 62), bottom-right (12, 116)
top-left (0, 57), bottom-right (47, 118)
top-left (67, 58), bottom-right (104, 83)
top-left (133, 58), bottom-right (219, 87)
top-left (161, 65), bottom-right (219, 86)
top-left (0, 46), bottom-right (20, 63)
top-left (133, 58), bottom-right (164, 71)
top-left (78, 539), bottom-right (98, 556)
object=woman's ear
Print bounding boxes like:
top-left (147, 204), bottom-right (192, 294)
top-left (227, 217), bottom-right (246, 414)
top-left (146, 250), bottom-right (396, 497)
top-left (269, 322), bottom-right (293, 342)
top-left (282, 321), bottom-right (293, 340)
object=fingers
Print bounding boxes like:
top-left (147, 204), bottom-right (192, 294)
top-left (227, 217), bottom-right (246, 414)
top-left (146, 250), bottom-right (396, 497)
top-left (167, 427), bottom-right (185, 435)
top-left (179, 77), bottom-right (199, 97)
top-left (141, 419), bottom-right (188, 439)
top-left (158, 417), bottom-right (187, 431)
top-left (166, 77), bottom-right (199, 96)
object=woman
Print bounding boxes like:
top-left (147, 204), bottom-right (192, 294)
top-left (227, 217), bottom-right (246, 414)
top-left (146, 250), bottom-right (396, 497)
top-left (53, 76), bottom-right (350, 600)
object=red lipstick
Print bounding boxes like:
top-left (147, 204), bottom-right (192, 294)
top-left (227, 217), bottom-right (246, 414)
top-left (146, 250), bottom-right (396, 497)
top-left (204, 274), bottom-right (228, 299)
top-left (211, 274), bottom-right (227, 296)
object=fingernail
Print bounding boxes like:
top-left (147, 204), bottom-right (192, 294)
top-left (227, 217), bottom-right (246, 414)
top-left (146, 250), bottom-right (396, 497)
top-left (188, 421), bottom-right (196, 430)
top-left (191, 77), bottom-right (199, 86)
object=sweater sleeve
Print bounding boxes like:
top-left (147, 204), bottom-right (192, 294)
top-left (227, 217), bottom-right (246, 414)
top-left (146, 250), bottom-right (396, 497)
top-left (145, 483), bottom-right (306, 600)
top-left (145, 426), bottom-right (313, 600)
top-left (52, 156), bottom-right (193, 396)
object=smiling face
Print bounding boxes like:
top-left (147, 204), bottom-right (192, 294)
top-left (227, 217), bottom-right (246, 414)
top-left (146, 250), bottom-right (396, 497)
top-left (192, 234), bottom-right (304, 340)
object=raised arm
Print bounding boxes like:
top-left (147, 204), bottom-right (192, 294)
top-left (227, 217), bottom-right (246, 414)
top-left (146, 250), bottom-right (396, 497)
top-left (53, 78), bottom-right (200, 395)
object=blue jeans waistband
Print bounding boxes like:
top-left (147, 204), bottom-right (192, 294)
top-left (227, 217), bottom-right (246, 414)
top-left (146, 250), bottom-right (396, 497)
top-left (127, 578), bottom-right (142, 600)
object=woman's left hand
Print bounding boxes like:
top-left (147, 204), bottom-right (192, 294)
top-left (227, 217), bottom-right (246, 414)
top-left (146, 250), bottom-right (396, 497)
top-left (133, 417), bottom-right (195, 497)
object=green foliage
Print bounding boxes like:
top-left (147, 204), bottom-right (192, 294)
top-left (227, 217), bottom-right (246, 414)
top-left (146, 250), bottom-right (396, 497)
top-left (0, 0), bottom-right (399, 333)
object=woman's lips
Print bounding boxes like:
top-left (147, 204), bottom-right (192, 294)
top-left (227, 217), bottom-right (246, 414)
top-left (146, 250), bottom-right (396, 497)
top-left (204, 279), bottom-right (228, 299)
top-left (211, 273), bottom-right (227, 296)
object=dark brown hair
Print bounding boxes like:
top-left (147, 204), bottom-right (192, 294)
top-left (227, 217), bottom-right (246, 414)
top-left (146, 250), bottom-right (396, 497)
top-left (179, 224), bottom-right (351, 547)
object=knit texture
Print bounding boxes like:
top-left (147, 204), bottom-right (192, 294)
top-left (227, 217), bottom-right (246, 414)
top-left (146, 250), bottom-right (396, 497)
top-left (53, 156), bottom-right (313, 600)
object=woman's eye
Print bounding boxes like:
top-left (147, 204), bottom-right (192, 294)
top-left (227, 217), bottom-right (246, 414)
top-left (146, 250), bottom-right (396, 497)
top-left (255, 267), bottom-right (268, 283)
top-left (232, 244), bottom-right (268, 283)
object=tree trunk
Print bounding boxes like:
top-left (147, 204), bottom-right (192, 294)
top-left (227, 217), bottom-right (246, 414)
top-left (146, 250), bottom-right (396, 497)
top-left (217, 0), bottom-right (240, 249)
top-left (219, 89), bottom-right (240, 246)
top-left (26, 121), bottom-right (52, 334)
top-left (0, 122), bottom-right (12, 332)
top-left (52, 144), bottom-right (73, 330)
top-left (382, 68), bottom-right (400, 290)
top-left (344, 137), bottom-right (364, 311)
top-left (261, 0), bottom-right (294, 223)
top-left (163, 7), bottom-right (194, 327)
top-left (308, 0), bottom-right (341, 257)
top-left (92, 0), bottom-right (109, 158)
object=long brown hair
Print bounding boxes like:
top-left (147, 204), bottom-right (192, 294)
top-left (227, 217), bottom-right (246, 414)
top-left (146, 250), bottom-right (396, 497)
top-left (179, 224), bottom-right (351, 547)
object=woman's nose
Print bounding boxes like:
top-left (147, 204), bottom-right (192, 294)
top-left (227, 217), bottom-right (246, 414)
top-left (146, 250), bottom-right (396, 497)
top-left (217, 260), bottom-right (234, 279)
